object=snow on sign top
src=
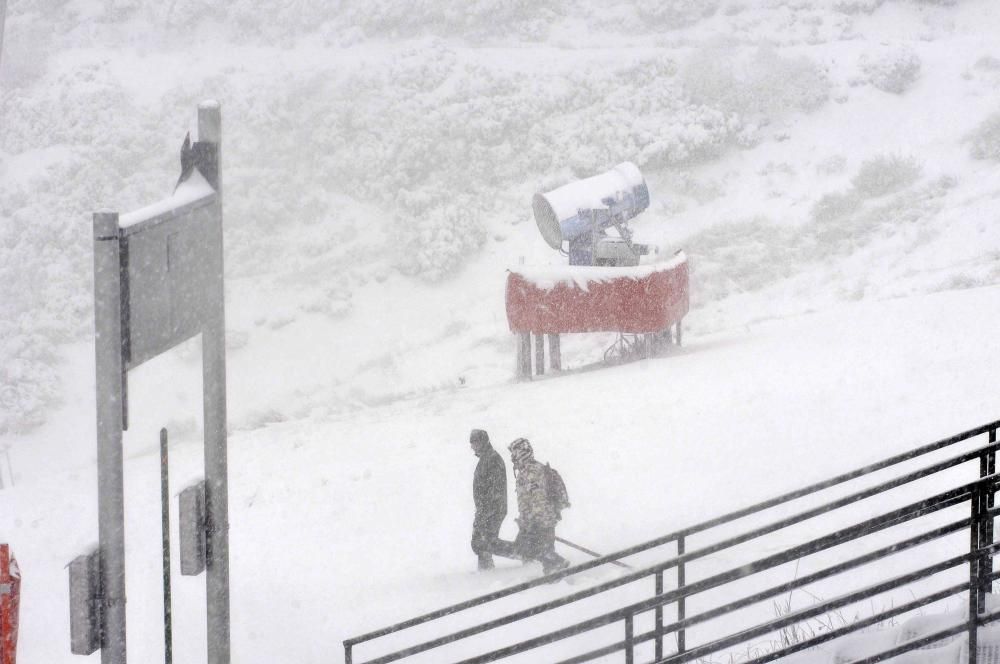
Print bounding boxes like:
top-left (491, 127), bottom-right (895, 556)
top-left (118, 170), bottom-right (216, 230)
top-left (511, 251), bottom-right (687, 291)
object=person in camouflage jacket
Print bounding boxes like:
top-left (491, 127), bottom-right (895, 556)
top-left (508, 438), bottom-right (569, 575)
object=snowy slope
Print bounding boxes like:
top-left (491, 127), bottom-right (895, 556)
top-left (3, 284), bottom-right (1000, 662)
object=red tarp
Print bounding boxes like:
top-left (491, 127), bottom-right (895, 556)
top-left (0, 544), bottom-right (20, 664)
top-left (505, 256), bottom-right (689, 335)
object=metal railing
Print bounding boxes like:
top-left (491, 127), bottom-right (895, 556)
top-left (344, 419), bottom-right (1000, 664)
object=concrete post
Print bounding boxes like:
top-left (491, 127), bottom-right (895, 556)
top-left (198, 101), bottom-right (231, 664)
top-left (93, 210), bottom-right (127, 664)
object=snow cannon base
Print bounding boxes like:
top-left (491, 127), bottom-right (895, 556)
top-left (505, 252), bottom-right (689, 379)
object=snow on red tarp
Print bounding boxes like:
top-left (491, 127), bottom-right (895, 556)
top-left (506, 252), bottom-right (689, 334)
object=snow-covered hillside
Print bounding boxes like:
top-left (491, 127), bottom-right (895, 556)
top-left (2, 0), bottom-right (1000, 437)
top-left (2, 0), bottom-right (1000, 662)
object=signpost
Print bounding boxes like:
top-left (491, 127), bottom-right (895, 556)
top-left (70, 102), bottom-right (230, 664)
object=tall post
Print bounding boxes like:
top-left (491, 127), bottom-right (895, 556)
top-left (198, 101), bottom-right (231, 664)
top-left (93, 210), bottom-right (127, 664)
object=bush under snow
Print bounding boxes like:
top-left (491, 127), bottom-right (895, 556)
top-left (860, 48), bottom-right (922, 94)
top-left (851, 154), bottom-right (923, 198)
top-left (968, 110), bottom-right (1000, 161)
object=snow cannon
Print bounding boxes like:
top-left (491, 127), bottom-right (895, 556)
top-left (532, 162), bottom-right (653, 267)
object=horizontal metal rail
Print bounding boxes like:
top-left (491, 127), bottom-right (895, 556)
top-left (345, 420), bottom-right (1000, 651)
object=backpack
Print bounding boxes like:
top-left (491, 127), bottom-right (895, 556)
top-left (544, 463), bottom-right (571, 514)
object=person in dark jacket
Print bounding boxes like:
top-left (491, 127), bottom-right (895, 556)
top-left (470, 429), bottom-right (516, 570)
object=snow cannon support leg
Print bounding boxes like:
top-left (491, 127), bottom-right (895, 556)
top-left (548, 334), bottom-right (561, 372)
top-left (534, 334), bottom-right (545, 376)
top-left (517, 333), bottom-right (532, 381)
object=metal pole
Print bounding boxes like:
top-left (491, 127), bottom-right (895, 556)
top-left (94, 210), bottom-right (127, 664)
top-left (160, 428), bottom-right (173, 664)
top-left (198, 101), bottom-right (231, 664)
top-left (677, 535), bottom-right (686, 654)
top-left (554, 536), bottom-right (632, 569)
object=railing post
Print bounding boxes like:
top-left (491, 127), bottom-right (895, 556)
top-left (987, 429), bottom-right (997, 596)
top-left (655, 570), bottom-right (664, 661)
top-left (971, 482), bottom-right (985, 664)
top-left (345, 644), bottom-right (352, 664)
top-left (677, 535), bottom-right (686, 654)
top-left (625, 614), bottom-right (634, 664)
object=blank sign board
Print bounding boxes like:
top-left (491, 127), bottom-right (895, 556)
top-left (120, 176), bottom-right (220, 370)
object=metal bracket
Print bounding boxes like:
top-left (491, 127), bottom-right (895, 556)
top-left (69, 548), bottom-right (103, 655)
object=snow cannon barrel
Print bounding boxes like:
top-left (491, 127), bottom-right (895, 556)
top-left (532, 162), bottom-right (650, 250)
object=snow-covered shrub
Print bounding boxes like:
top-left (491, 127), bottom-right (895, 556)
top-left (968, 111), bottom-right (1000, 161)
top-left (850, 154), bottom-right (923, 198)
top-left (811, 191), bottom-right (861, 223)
top-left (0, 329), bottom-right (62, 435)
top-left (335, 0), bottom-right (560, 42)
top-left (860, 48), bottom-right (922, 94)
top-left (635, 0), bottom-right (719, 29)
top-left (683, 43), bottom-right (830, 119)
top-left (833, 0), bottom-right (885, 14)
top-left (974, 56), bottom-right (1000, 72)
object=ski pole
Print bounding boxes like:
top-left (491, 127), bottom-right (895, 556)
top-left (555, 536), bottom-right (633, 569)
